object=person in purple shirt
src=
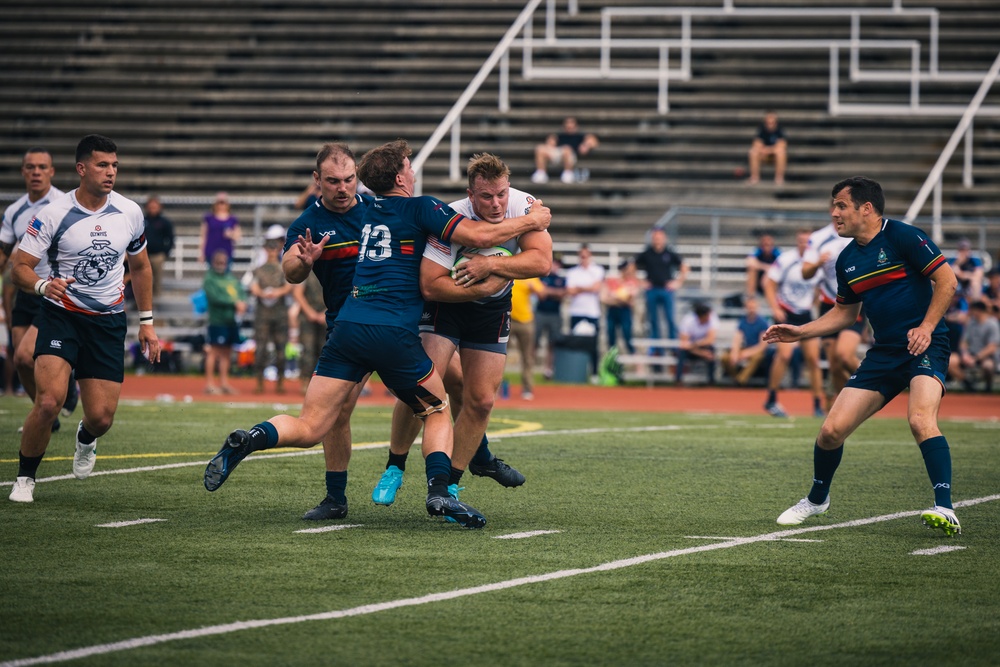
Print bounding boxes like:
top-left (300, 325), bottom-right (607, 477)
top-left (198, 191), bottom-right (241, 266)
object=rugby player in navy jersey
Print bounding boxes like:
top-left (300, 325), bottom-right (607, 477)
top-left (205, 140), bottom-right (550, 529)
top-left (765, 177), bottom-right (962, 536)
top-left (276, 142), bottom-right (373, 521)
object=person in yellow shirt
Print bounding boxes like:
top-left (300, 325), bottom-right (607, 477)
top-left (509, 277), bottom-right (545, 399)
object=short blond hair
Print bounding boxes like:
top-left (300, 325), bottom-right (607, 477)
top-left (466, 153), bottom-right (510, 189)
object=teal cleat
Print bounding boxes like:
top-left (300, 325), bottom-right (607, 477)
top-left (372, 465), bottom-right (404, 506)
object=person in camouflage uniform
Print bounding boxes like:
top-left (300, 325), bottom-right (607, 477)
top-left (293, 271), bottom-right (326, 394)
top-left (250, 228), bottom-right (294, 393)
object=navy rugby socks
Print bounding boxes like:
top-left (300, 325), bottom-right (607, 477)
top-left (471, 434), bottom-right (493, 466)
top-left (918, 436), bottom-right (953, 509)
top-left (246, 422), bottom-right (279, 450)
top-left (807, 441), bottom-right (843, 505)
top-left (325, 470), bottom-right (348, 505)
top-left (425, 451), bottom-right (452, 494)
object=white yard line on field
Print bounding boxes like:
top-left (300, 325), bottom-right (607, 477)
top-left (910, 545), bottom-right (967, 556)
top-left (95, 519), bottom-right (167, 528)
top-left (4, 493), bottom-right (997, 667)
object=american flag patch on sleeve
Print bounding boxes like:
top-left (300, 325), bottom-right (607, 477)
top-left (26, 216), bottom-right (42, 237)
top-left (427, 235), bottom-right (449, 254)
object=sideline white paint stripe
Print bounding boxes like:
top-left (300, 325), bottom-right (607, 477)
top-left (0, 424), bottom-right (718, 488)
top-left (493, 530), bottom-right (562, 540)
top-left (294, 524), bottom-right (363, 534)
top-left (5, 493), bottom-right (997, 667)
top-left (911, 545), bottom-right (967, 556)
top-left (685, 535), bottom-right (823, 543)
top-left (95, 519), bottom-right (167, 528)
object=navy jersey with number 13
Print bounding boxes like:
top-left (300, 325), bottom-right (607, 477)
top-left (336, 195), bottom-right (466, 330)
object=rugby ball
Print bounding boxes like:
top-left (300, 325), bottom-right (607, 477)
top-left (451, 246), bottom-right (512, 281)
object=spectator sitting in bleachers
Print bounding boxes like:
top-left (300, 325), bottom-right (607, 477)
top-left (948, 238), bottom-right (985, 300)
top-left (675, 302), bottom-right (718, 385)
top-left (984, 268), bottom-right (1000, 316)
top-left (721, 294), bottom-right (773, 386)
top-left (531, 116), bottom-right (599, 185)
top-left (747, 110), bottom-right (787, 186)
top-left (949, 300), bottom-right (998, 392)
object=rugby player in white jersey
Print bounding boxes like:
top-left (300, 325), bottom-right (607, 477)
top-left (802, 221), bottom-right (867, 407)
top-left (0, 148), bottom-right (74, 428)
top-left (762, 229), bottom-right (825, 418)
top-left (372, 153), bottom-right (551, 508)
top-left (8, 134), bottom-right (160, 503)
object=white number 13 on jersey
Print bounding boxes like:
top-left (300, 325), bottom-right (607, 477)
top-left (359, 224), bottom-right (392, 262)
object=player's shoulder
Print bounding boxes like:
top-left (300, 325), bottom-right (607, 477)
top-left (448, 196), bottom-right (474, 218)
top-left (508, 187), bottom-right (536, 215)
top-left (3, 192), bottom-right (31, 219)
top-left (108, 191), bottom-right (143, 218)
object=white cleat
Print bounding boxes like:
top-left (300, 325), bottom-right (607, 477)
top-left (73, 422), bottom-right (98, 480)
top-left (921, 506), bottom-right (961, 537)
top-left (9, 476), bottom-right (35, 503)
top-left (776, 496), bottom-right (830, 525)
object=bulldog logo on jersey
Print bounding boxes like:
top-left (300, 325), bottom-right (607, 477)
top-left (73, 239), bottom-right (119, 286)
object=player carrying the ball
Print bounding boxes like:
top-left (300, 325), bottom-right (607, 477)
top-left (371, 153), bottom-right (552, 512)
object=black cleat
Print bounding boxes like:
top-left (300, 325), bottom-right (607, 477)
top-left (426, 493), bottom-right (487, 529)
top-left (468, 456), bottom-right (525, 488)
top-left (204, 429), bottom-right (252, 491)
top-left (302, 496), bottom-right (349, 520)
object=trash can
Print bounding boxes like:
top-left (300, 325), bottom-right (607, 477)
top-left (553, 335), bottom-right (596, 383)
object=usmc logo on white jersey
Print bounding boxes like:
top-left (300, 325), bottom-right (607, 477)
top-left (73, 239), bottom-right (119, 286)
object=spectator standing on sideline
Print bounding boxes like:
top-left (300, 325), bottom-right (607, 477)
top-left (9, 134), bottom-right (160, 503)
top-left (762, 229), bottom-right (825, 418)
top-left (747, 110), bottom-right (787, 186)
top-left (0, 147), bottom-right (72, 428)
top-left (722, 294), bottom-right (773, 385)
top-left (142, 195), bottom-right (174, 300)
top-left (531, 116), bottom-right (599, 185)
top-left (745, 233), bottom-right (780, 297)
top-left (249, 226), bottom-right (294, 394)
top-left (510, 276), bottom-right (545, 399)
top-left (536, 254), bottom-right (567, 379)
top-left (635, 228), bottom-right (687, 341)
top-left (674, 302), bottom-right (719, 384)
top-left (943, 288), bottom-right (969, 357)
top-left (293, 271), bottom-right (326, 395)
top-left (767, 176), bottom-right (961, 536)
top-left (565, 244), bottom-right (605, 378)
top-left (949, 300), bottom-right (998, 392)
top-left (203, 249), bottom-right (246, 395)
top-left (948, 238), bottom-right (984, 300)
top-left (601, 258), bottom-right (641, 354)
top-left (198, 191), bottom-right (241, 267)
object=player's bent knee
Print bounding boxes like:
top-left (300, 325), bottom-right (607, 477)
top-left (396, 383), bottom-right (448, 420)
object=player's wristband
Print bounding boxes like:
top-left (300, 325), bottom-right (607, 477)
top-left (34, 279), bottom-right (51, 296)
top-left (138, 310), bottom-right (154, 325)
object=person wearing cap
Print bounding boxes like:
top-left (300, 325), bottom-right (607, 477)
top-left (948, 238), bottom-right (984, 300)
top-left (249, 225), bottom-right (294, 394)
top-left (198, 191), bottom-right (241, 268)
